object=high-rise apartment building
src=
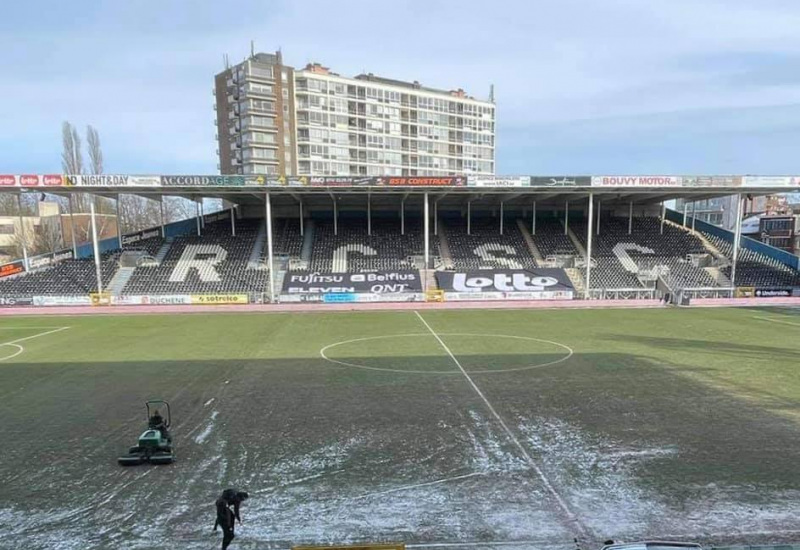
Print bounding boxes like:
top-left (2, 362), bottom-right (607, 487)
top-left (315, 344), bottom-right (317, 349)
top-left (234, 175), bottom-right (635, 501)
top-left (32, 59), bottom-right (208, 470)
top-left (214, 51), bottom-right (496, 177)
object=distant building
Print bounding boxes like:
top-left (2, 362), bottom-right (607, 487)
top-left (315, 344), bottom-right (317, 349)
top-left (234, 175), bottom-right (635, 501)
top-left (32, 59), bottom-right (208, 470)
top-left (213, 51), bottom-right (496, 177)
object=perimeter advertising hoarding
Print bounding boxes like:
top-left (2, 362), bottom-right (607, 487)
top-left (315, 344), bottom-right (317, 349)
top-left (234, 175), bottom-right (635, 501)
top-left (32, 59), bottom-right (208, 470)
top-left (63, 175), bottom-right (162, 187)
top-left (435, 269), bottom-right (575, 300)
top-left (190, 294), bottom-right (249, 305)
top-left (121, 228), bottom-right (161, 247)
top-left (592, 176), bottom-right (682, 187)
top-left (0, 175), bottom-right (63, 187)
top-left (309, 176), bottom-right (375, 186)
top-left (282, 270), bottom-right (423, 294)
top-left (468, 176), bottom-right (531, 187)
top-left (530, 176), bottom-right (591, 187)
top-left (0, 296), bottom-right (33, 306)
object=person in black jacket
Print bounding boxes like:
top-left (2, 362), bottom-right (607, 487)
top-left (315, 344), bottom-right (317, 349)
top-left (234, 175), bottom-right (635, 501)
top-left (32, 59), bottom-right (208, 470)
top-left (214, 489), bottom-right (249, 549)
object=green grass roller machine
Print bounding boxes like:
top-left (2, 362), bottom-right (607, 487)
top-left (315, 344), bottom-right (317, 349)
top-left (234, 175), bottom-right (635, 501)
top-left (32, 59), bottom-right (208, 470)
top-left (118, 400), bottom-right (175, 466)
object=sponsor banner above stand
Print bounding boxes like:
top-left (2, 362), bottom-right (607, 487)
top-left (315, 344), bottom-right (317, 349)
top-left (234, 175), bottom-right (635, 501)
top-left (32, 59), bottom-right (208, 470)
top-left (435, 269), bottom-right (575, 296)
top-left (121, 228), bottom-right (161, 247)
top-left (741, 176), bottom-right (797, 187)
top-left (0, 260), bottom-right (26, 278)
top-left (309, 176), bottom-right (374, 186)
top-left (592, 176), bottom-right (682, 187)
top-left (530, 176), bottom-right (591, 187)
top-left (27, 250), bottom-right (74, 270)
top-left (203, 210), bottom-right (232, 224)
top-left (682, 176), bottom-right (741, 187)
top-left (63, 175), bottom-right (162, 187)
top-left (161, 175), bottom-right (245, 187)
top-left (0, 175), bottom-right (63, 187)
top-left (283, 270), bottom-right (423, 294)
top-left (468, 176), bottom-right (531, 187)
top-left (190, 294), bottom-right (249, 305)
top-left (375, 176), bottom-right (465, 187)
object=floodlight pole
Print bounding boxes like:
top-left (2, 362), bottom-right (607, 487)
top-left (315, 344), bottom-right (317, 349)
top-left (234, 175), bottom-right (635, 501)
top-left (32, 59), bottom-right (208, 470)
top-left (730, 193), bottom-right (743, 287)
top-left (67, 194), bottom-right (78, 258)
top-left (16, 193), bottom-right (29, 270)
top-left (585, 194), bottom-right (594, 299)
top-left (90, 199), bottom-right (103, 293)
top-left (265, 193), bottom-right (275, 303)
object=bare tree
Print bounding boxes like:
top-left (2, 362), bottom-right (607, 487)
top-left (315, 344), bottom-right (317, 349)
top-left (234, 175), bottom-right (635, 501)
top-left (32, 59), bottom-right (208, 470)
top-left (61, 121), bottom-right (83, 175)
top-left (87, 125), bottom-right (103, 175)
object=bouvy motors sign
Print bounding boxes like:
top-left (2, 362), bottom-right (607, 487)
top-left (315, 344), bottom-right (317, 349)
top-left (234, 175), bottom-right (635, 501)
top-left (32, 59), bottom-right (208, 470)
top-left (436, 269), bottom-right (574, 293)
top-left (592, 176), bottom-right (681, 187)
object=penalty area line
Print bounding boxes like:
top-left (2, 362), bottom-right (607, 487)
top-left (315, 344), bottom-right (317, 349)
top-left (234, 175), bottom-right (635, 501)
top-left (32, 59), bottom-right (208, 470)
top-left (413, 310), bottom-right (588, 538)
top-left (752, 315), bottom-right (800, 328)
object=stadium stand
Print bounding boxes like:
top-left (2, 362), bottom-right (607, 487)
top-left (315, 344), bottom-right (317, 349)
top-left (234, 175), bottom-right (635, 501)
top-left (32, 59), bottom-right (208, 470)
top-left (574, 217), bottom-right (718, 289)
top-left (0, 253), bottom-right (119, 296)
top-left (123, 219), bottom-right (268, 294)
top-left (443, 218), bottom-right (537, 270)
top-left (531, 216), bottom-right (580, 258)
top-left (306, 219), bottom-right (431, 272)
top-left (703, 233), bottom-right (800, 287)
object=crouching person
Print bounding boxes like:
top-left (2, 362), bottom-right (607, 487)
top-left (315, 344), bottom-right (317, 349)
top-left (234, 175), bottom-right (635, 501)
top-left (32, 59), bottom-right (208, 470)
top-left (214, 488), bottom-right (249, 550)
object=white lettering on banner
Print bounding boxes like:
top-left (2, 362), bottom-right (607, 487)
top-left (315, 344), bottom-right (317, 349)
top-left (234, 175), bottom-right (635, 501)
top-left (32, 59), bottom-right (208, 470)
top-left (122, 229), bottom-right (160, 246)
top-left (142, 295), bottom-right (192, 305)
top-left (33, 296), bottom-right (92, 306)
top-left (592, 176), bottom-right (681, 187)
top-left (742, 176), bottom-right (793, 187)
top-left (169, 245), bottom-right (227, 282)
top-left (332, 245), bottom-right (376, 273)
top-left (468, 176), bottom-right (530, 187)
top-left (81, 175), bottom-right (129, 186)
top-left (452, 273), bottom-right (559, 292)
top-left (612, 243), bottom-right (655, 273)
top-left (473, 244), bottom-right (523, 269)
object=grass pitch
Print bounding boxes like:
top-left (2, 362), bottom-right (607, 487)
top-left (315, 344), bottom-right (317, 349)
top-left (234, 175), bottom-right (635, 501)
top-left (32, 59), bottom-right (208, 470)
top-left (1, 306), bottom-right (800, 549)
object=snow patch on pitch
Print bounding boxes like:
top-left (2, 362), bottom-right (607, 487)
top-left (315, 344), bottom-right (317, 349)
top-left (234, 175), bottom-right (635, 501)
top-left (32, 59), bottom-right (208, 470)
top-left (193, 410), bottom-right (219, 444)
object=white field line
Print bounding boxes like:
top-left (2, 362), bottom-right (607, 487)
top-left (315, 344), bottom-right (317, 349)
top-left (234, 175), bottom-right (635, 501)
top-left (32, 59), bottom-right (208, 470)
top-left (352, 471), bottom-right (484, 501)
top-left (407, 542), bottom-right (566, 549)
top-left (413, 310), bottom-right (588, 538)
top-left (0, 326), bottom-right (70, 362)
top-left (752, 315), bottom-right (800, 328)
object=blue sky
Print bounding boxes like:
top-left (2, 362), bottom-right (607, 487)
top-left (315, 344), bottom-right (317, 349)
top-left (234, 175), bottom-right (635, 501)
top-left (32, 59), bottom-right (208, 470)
top-left (2, 0), bottom-right (800, 175)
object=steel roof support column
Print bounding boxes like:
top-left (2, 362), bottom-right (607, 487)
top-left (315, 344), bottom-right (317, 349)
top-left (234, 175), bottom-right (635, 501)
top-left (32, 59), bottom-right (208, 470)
top-left (299, 199), bottom-right (304, 237)
top-left (265, 193), bottom-right (275, 303)
top-left (596, 199), bottom-right (601, 235)
top-left (585, 193), bottom-right (594, 300)
top-left (68, 194), bottom-right (78, 257)
top-left (230, 204), bottom-right (236, 236)
top-left (531, 200), bottom-right (536, 235)
top-left (90, 199), bottom-right (103, 293)
top-left (195, 200), bottom-right (201, 236)
top-left (434, 198), bottom-right (439, 236)
top-left (628, 201), bottom-right (633, 235)
top-left (730, 193), bottom-right (743, 289)
top-left (367, 193), bottom-right (371, 236)
top-left (116, 193), bottom-right (124, 249)
top-left (333, 195), bottom-right (338, 236)
top-left (159, 196), bottom-right (166, 239)
top-left (691, 201), bottom-right (697, 232)
top-left (564, 200), bottom-right (569, 235)
top-left (16, 193), bottom-right (29, 270)
top-left (424, 192), bottom-right (430, 274)
top-left (200, 200), bottom-right (205, 228)
top-left (467, 199), bottom-right (472, 235)
top-left (660, 202), bottom-right (666, 234)
top-left (683, 203), bottom-right (688, 227)
top-left (400, 198), bottom-right (405, 235)
top-left (500, 200), bottom-right (505, 236)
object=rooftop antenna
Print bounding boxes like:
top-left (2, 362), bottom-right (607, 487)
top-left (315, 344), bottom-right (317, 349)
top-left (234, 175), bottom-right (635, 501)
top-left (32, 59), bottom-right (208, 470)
top-left (489, 84), bottom-right (495, 103)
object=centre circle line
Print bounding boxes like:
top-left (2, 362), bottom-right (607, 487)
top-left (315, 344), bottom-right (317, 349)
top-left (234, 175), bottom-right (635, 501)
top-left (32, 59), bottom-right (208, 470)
top-left (319, 333), bottom-right (574, 375)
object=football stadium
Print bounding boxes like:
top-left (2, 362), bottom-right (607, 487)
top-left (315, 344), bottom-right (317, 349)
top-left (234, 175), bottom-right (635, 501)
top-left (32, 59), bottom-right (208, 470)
top-left (1, 175), bottom-right (800, 549)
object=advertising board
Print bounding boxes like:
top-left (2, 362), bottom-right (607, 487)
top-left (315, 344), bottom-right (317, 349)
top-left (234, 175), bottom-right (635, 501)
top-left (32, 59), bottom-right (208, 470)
top-left (468, 176), bottom-right (531, 187)
top-left (435, 269), bottom-right (574, 295)
top-left (592, 176), bottom-right (682, 187)
top-left (283, 271), bottom-right (423, 294)
top-left (190, 294), bottom-right (249, 305)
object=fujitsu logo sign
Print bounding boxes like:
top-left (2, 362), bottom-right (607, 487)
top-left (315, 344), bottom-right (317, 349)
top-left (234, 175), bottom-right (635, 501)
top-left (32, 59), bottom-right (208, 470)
top-left (452, 273), bottom-right (558, 292)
